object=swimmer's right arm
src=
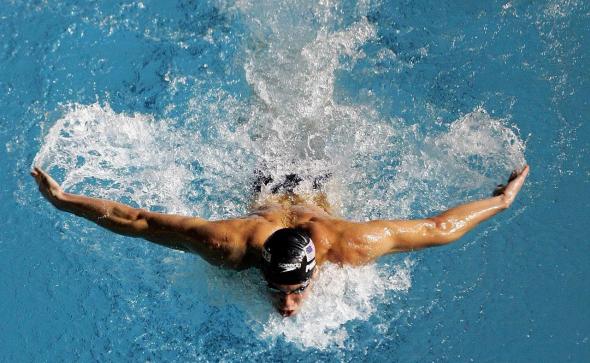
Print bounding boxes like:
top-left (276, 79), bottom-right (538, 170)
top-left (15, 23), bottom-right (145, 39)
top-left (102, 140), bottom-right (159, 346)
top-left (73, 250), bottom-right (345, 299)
top-left (31, 167), bottom-right (253, 266)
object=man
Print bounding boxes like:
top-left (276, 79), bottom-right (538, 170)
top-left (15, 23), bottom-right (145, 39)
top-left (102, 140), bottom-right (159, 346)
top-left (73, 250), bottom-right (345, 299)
top-left (31, 165), bottom-right (529, 317)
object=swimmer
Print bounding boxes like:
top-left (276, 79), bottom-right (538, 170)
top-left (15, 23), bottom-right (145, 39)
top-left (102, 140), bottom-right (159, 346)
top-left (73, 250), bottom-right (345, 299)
top-left (31, 165), bottom-right (529, 317)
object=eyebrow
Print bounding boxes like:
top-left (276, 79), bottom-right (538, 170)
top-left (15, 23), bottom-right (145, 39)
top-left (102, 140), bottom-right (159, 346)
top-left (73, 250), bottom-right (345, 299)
top-left (268, 281), bottom-right (309, 293)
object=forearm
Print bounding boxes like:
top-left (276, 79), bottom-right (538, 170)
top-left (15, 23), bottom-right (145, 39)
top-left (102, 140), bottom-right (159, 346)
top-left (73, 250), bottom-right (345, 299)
top-left (54, 192), bottom-right (146, 236)
top-left (31, 167), bottom-right (208, 253)
top-left (369, 167), bottom-right (528, 253)
top-left (430, 195), bottom-right (508, 243)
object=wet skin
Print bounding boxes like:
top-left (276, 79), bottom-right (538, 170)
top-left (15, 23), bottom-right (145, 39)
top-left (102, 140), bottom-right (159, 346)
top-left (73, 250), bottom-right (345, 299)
top-left (266, 268), bottom-right (318, 316)
top-left (31, 165), bottom-right (529, 317)
top-left (267, 280), bottom-right (313, 317)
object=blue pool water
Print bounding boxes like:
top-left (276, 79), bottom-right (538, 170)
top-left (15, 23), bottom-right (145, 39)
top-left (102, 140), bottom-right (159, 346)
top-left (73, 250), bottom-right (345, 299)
top-left (1, 0), bottom-right (589, 361)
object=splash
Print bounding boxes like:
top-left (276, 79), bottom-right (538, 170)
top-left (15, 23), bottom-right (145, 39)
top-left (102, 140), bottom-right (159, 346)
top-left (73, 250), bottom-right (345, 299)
top-left (33, 101), bottom-right (256, 218)
top-left (33, 0), bottom-right (527, 351)
top-left (33, 103), bottom-right (200, 215)
top-left (196, 259), bottom-right (413, 350)
top-left (257, 261), bottom-right (413, 349)
top-left (366, 108), bottom-right (527, 219)
top-left (217, 0), bottom-right (385, 178)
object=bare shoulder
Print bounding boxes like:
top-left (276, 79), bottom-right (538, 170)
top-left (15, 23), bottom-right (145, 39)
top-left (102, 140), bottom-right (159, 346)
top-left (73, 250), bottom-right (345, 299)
top-left (301, 217), bottom-right (372, 265)
top-left (182, 215), bottom-right (276, 269)
top-left (306, 218), bottom-right (425, 265)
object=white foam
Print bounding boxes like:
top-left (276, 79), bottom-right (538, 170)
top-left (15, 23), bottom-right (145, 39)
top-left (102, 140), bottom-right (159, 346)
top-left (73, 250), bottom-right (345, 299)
top-left (33, 102), bottom-right (257, 218)
top-left (33, 0), bottom-right (527, 351)
top-left (199, 259), bottom-right (413, 350)
top-left (220, 0), bottom-right (384, 178)
top-left (33, 103), bottom-right (196, 215)
top-left (368, 108), bottom-right (527, 219)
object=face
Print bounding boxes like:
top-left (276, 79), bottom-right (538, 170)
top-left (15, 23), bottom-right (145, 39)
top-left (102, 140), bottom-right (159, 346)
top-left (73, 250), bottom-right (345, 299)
top-left (266, 279), bottom-right (313, 317)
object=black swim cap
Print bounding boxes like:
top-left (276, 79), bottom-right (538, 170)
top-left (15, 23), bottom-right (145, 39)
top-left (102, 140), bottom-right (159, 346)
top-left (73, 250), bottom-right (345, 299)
top-left (262, 228), bottom-right (316, 285)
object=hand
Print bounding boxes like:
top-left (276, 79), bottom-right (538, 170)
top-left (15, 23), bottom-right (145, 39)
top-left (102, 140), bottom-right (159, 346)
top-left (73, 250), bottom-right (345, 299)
top-left (31, 166), bottom-right (64, 206)
top-left (492, 165), bottom-right (530, 207)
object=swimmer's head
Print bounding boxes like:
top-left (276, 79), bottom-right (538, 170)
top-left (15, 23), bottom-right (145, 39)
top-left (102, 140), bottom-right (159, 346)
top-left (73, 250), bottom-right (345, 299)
top-left (262, 228), bottom-right (317, 316)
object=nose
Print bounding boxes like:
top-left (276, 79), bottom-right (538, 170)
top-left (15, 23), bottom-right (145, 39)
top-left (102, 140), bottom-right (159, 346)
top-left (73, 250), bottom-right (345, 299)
top-left (278, 293), bottom-right (298, 311)
top-left (280, 293), bottom-right (296, 306)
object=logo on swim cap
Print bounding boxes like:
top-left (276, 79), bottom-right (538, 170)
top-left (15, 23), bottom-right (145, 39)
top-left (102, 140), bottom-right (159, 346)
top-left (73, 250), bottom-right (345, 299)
top-left (278, 262), bottom-right (301, 272)
top-left (304, 241), bottom-right (315, 261)
top-left (305, 259), bottom-right (316, 272)
top-left (262, 228), bottom-right (317, 284)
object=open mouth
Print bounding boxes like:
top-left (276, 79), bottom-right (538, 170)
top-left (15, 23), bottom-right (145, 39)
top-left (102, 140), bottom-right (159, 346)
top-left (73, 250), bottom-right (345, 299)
top-left (279, 309), bottom-right (295, 317)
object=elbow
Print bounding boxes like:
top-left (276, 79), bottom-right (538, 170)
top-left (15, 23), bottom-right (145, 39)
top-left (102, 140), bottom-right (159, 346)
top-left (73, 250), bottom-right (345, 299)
top-left (120, 209), bottom-right (147, 235)
top-left (131, 208), bottom-right (148, 221)
top-left (130, 219), bottom-right (149, 233)
top-left (428, 217), bottom-right (461, 245)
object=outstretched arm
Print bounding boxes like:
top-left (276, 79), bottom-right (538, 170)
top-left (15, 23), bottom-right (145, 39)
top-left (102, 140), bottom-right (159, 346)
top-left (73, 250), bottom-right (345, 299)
top-left (31, 167), bottom-right (256, 268)
top-left (335, 166), bottom-right (529, 261)
top-left (392, 165), bottom-right (529, 251)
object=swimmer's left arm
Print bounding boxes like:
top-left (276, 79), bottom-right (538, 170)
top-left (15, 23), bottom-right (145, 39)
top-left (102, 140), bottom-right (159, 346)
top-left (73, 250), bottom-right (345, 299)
top-left (337, 166), bottom-right (529, 259)
top-left (386, 165), bottom-right (529, 252)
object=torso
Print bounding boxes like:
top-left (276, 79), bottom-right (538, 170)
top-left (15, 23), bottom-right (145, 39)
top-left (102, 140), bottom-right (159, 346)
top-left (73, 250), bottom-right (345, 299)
top-left (187, 192), bottom-right (392, 270)
top-left (237, 194), bottom-right (367, 269)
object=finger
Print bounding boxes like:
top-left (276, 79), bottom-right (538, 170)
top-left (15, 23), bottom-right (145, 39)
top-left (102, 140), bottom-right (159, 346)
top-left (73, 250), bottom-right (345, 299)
top-left (508, 171), bottom-right (518, 182)
top-left (42, 175), bottom-right (51, 187)
top-left (492, 184), bottom-right (506, 197)
top-left (32, 167), bottom-right (50, 182)
top-left (36, 167), bottom-right (46, 177)
top-left (31, 171), bottom-right (42, 184)
top-left (512, 167), bottom-right (529, 184)
top-left (32, 167), bottom-right (44, 180)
